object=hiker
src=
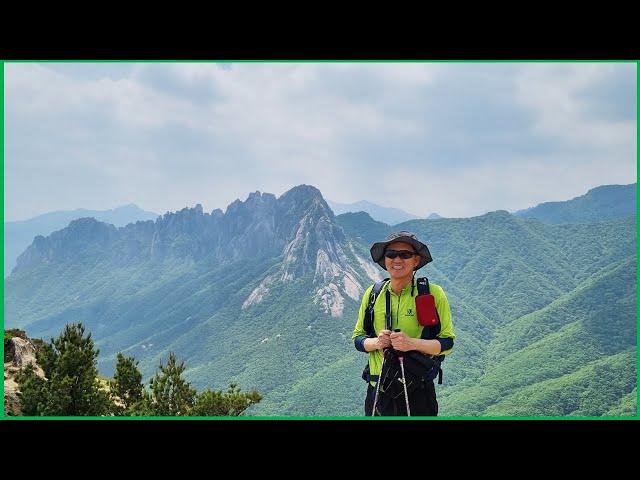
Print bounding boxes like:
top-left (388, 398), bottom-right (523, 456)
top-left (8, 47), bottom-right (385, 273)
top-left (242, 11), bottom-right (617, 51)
top-left (351, 231), bottom-right (456, 416)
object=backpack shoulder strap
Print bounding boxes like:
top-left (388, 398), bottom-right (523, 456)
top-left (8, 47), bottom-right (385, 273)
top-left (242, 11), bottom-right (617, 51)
top-left (416, 276), bottom-right (430, 295)
top-left (363, 278), bottom-right (389, 337)
top-left (416, 276), bottom-right (446, 384)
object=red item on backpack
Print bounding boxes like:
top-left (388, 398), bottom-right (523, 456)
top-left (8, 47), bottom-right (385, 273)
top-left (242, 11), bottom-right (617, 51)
top-left (415, 294), bottom-right (439, 327)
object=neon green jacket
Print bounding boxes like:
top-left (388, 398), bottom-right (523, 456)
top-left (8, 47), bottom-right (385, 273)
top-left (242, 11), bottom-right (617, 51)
top-left (351, 277), bottom-right (455, 385)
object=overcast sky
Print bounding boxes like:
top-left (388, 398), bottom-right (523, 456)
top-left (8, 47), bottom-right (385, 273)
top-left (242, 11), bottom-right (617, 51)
top-left (4, 62), bottom-right (637, 221)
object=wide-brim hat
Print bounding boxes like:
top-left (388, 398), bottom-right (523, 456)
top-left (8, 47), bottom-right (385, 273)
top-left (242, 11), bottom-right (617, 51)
top-left (370, 231), bottom-right (432, 271)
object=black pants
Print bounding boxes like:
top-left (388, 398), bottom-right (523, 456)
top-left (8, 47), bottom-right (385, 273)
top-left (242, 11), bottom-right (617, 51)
top-left (364, 379), bottom-right (438, 416)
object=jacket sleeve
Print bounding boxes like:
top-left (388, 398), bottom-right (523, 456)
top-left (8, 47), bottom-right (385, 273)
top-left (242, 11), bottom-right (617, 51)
top-left (351, 284), bottom-right (374, 351)
top-left (432, 284), bottom-right (455, 355)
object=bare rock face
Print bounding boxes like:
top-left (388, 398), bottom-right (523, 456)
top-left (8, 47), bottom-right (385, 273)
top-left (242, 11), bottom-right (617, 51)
top-left (10, 337), bottom-right (41, 370)
top-left (242, 186), bottom-right (364, 317)
top-left (4, 335), bottom-right (45, 416)
top-left (4, 376), bottom-right (22, 416)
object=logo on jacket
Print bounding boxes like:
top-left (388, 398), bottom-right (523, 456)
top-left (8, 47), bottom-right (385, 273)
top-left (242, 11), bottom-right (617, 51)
top-left (406, 308), bottom-right (414, 316)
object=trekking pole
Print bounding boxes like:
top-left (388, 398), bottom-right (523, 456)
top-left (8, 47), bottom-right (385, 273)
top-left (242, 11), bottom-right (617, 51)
top-left (371, 348), bottom-right (387, 416)
top-left (372, 290), bottom-right (394, 416)
top-left (394, 329), bottom-right (411, 416)
top-left (398, 354), bottom-right (411, 416)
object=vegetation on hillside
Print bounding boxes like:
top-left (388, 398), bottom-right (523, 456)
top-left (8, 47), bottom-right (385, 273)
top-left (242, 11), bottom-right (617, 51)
top-left (13, 323), bottom-right (261, 416)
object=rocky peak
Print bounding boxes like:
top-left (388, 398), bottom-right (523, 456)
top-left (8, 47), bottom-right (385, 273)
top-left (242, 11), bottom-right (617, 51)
top-left (277, 184), bottom-right (334, 219)
top-left (225, 198), bottom-right (245, 216)
top-left (159, 204), bottom-right (205, 223)
top-left (149, 204), bottom-right (214, 259)
top-left (226, 191), bottom-right (278, 218)
top-left (279, 184), bottom-right (324, 202)
top-left (279, 200), bottom-right (346, 280)
top-left (243, 185), bottom-right (363, 317)
top-left (65, 217), bottom-right (119, 239)
top-left (246, 191), bottom-right (277, 205)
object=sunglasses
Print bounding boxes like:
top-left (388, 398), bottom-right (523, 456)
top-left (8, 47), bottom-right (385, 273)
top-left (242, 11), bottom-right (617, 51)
top-left (384, 249), bottom-right (417, 260)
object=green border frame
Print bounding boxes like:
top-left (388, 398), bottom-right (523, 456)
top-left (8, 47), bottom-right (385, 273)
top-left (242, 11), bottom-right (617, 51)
top-left (1, 60), bottom-right (638, 420)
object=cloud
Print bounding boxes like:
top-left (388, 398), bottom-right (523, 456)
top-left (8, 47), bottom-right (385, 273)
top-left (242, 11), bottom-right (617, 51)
top-left (4, 62), bottom-right (636, 221)
top-left (514, 63), bottom-right (636, 152)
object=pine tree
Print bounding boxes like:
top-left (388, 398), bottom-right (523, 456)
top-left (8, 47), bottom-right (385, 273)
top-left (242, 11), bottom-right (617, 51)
top-left (14, 364), bottom-right (47, 416)
top-left (192, 383), bottom-right (262, 416)
top-left (15, 323), bottom-right (111, 416)
top-left (110, 353), bottom-right (145, 415)
top-left (148, 352), bottom-right (196, 416)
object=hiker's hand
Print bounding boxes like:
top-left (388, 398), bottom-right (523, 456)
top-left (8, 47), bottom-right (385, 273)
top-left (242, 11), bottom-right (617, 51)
top-left (390, 331), bottom-right (414, 352)
top-left (377, 330), bottom-right (391, 349)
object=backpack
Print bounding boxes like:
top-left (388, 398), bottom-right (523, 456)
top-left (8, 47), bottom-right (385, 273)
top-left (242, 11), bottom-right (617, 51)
top-left (362, 277), bottom-right (445, 385)
top-left (373, 348), bottom-right (437, 415)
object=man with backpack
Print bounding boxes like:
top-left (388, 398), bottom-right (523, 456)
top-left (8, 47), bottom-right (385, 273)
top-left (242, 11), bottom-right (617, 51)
top-left (351, 231), bottom-right (456, 416)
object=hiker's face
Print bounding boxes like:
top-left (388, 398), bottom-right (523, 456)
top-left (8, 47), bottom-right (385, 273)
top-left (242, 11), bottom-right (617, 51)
top-left (384, 241), bottom-right (420, 279)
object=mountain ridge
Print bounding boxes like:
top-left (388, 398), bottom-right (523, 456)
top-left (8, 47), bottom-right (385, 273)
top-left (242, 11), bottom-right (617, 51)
top-left (4, 183), bottom-right (636, 416)
top-left (514, 183), bottom-right (636, 224)
top-left (4, 204), bottom-right (159, 277)
top-left (326, 199), bottom-right (427, 225)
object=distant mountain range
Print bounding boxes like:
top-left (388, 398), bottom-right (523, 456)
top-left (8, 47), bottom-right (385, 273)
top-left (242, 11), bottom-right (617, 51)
top-left (4, 183), bottom-right (637, 416)
top-left (327, 183), bottom-right (637, 226)
top-left (4, 204), bottom-right (159, 277)
top-left (326, 199), bottom-right (440, 225)
top-left (514, 183), bottom-right (636, 224)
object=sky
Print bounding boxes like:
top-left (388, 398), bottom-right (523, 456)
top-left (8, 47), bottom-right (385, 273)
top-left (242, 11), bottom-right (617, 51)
top-left (4, 62), bottom-right (637, 221)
